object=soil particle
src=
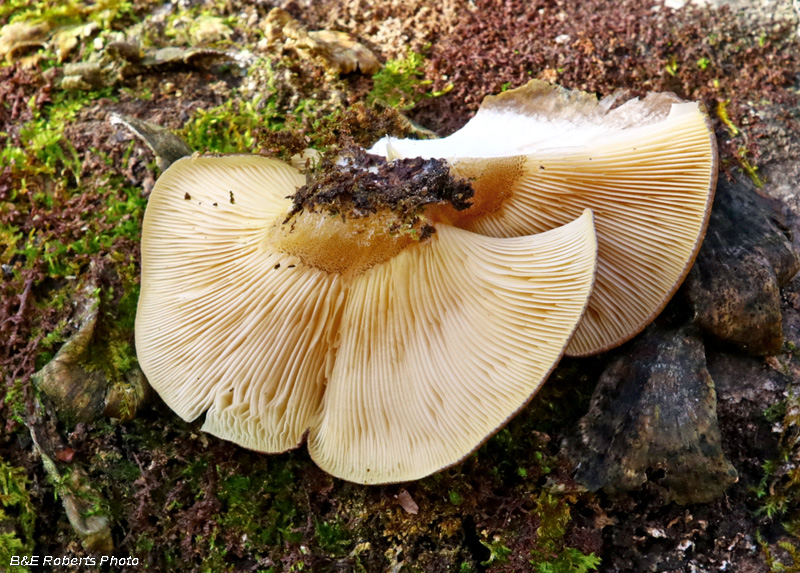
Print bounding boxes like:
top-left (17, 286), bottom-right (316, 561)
top-left (288, 145), bottom-right (473, 237)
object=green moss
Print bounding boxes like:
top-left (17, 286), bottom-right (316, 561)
top-left (480, 535), bottom-right (512, 566)
top-left (760, 535), bottom-right (800, 573)
top-left (135, 533), bottom-right (154, 553)
top-left (2, 89), bottom-right (114, 195)
top-left (215, 461), bottom-right (302, 549)
top-left (2, 380), bottom-right (28, 426)
top-left (0, 225), bottom-right (22, 265)
top-left (77, 279), bottom-right (139, 384)
top-left (535, 548), bottom-right (602, 573)
top-left (367, 50), bottom-right (446, 111)
top-left (39, 318), bottom-right (69, 350)
top-left (198, 529), bottom-right (233, 573)
top-left (756, 391), bottom-right (800, 514)
top-left (181, 95), bottom-right (283, 154)
top-left (533, 492), bottom-right (571, 548)
top-left (21, 177), bottom-right (146, 280)
top-left (96, 451), bottom-right (140, 483)
top-left (22, 179), bottom-right (144, 376)
top-left (0, 460), bottom-right (36, 571)
top-left (82, 328), bottom-right (136, 380)
top-left (314, 518), bottom-right (352, 557)
top-left (33, 317), bottom-right (70, 368)
top-left (2, 101), bottom-right (78, 182)
top-left (752, 388), bottom-right (800, 566)
top-left (26, 285), bottom-right (75, 369)
top-left (0, 0), bottom-right (133, 29)
top-left (181, 63), bottom-right (346, 158)
top-left (368, 49), bottom-right (455, 111)
top-left (101, 181), bottom-right (148, 243)
top-left (103, 453), bottom-right (308, 570)
top-left (530, 492), bottom-right (601, 572)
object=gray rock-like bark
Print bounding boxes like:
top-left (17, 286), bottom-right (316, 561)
top-left (683, 174), bottom-right (800, 355)
top-left (565, 324), bottom-right (738, 505)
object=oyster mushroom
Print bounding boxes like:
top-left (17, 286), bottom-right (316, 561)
top-left (135, 154), bottom-right (598, 483)
top-left (369, 80), bottom-right (718, 356)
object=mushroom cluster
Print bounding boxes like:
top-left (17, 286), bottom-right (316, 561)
top-left (136, 81), bottom-right (717, 484)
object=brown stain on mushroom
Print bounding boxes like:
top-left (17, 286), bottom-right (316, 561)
top-left (274, 147), bottom-right (477, 276)
top-left (427, 156), bottom-right (525, 227)
top-left (269, 209), bottom-right (417, 276)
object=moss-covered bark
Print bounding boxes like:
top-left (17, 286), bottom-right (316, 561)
top-left (1, 0), bottom-right (800, 571)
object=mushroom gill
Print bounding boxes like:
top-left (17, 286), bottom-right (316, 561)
top-left (136, 154), bottom-right (598, 483)
top-left (369, 80), bottom-right (718, 356)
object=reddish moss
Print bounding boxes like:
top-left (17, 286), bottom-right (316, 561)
top-left (411, 0), bottom-right (799, 169)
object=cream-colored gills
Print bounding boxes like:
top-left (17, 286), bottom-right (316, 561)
top-left (308, 210), bottom-right (597, 484)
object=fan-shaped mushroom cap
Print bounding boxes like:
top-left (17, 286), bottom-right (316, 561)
top-left (369, 80), bottom-right (718, 356)
top-left (136, 154), bottom-right (598, 483)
